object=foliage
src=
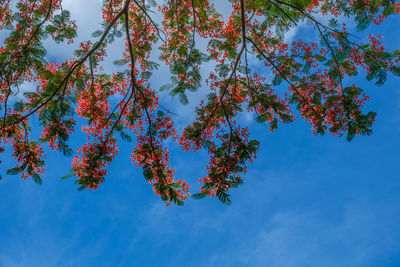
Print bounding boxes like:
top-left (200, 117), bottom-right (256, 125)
top-left (0, 0), bottom-right (399, 205)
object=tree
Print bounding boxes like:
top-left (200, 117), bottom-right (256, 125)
top-left (0, 0), bottom-right (399, 205)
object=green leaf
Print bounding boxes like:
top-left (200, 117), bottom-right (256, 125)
top-left (272, 74), bottom-right (283, 86)
top-left (178, 92), bottom-right (189, 105)
top-left (120, 131), bottom-right (133, 142)
top-left (391, 65), bottom-right (400, 76)
top-left (192, 192), bottom-right (207, 199)
top-left (32, 173), bottom-right (43, 184)
top-left (92, 30), bottom-right (103, 38)
top-left (217, 191), bottom-right (232, 205)
top-left (160, 83), bottom-right (173, 92)
top-left (61, 173), bottom-right (75, 179)
top-left (6, 167), bottom-right (22, 175)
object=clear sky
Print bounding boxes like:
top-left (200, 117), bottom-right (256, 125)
top-left (1, 1), bottom-right (400, 266)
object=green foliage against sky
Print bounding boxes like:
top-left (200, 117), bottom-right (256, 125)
top-left (0, 0), bottom-right (399, 205)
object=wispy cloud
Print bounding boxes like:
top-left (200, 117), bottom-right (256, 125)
top-left (207, 197), bottom-right (400, 267)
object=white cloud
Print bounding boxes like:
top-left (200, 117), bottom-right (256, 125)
top-left (207, 197), bottom-right (400, 267)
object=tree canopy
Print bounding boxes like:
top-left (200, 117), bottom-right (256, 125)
top-left (0, 0), bottom-right (399, 205)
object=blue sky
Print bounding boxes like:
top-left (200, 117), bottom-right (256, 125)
top-left (1, 1), bottom-right (400, 266)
